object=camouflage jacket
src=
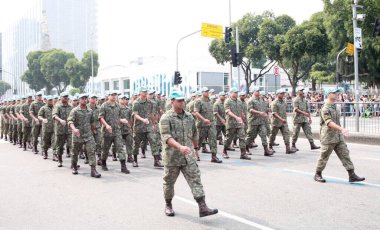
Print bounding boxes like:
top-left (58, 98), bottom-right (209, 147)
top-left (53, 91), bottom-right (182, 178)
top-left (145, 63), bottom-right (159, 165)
top-left (38, 105), bottom-right (54, 133)
top-left (293, 96), bottom-right (309, 123)
top-left (68, 106), bottom-right (95, 143)
top-left (52, 102), bottom-right (72, 135)
top-left (159, 110), bottom-right (198, 166)
top-left (132, 98), bottom-right (155, 133)
top-left (120, 105), bottom-right (132, 135)
top-left (247, 97), bottom-right (268, 126)
top-left (194, 96), bottom-right (215, 127)
top-left (224, 98), bottom-right (244, 129)
top-left (21, 102), bottom-right (32, 128)
top-left (320, 102), bottom-right (344, 145)
top-left (165, 99), bottom-right (172, 112)
top-left (186, 100), bottom-right (195, 114)
top-left (213, 99), bottom-right (225, 126)
top-left (99, 101), bottom-right (122, 137)
top-left (29, 101), bottom-right (45, 126)
top-left (15, 103), bottom-right (23, 125)
top-left (89, 104), bottom-right (101, 130)
top-left (9, 104), bottom-right (16, 125)
top-left (271, 99), bottom-right (287, 127)
top-left (240, 99), bottom-right (248, 123)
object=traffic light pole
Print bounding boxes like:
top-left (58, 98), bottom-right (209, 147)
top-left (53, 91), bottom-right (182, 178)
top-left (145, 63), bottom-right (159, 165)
top-left (176, 30), bottom-right (201, 71)
top-left (352, 1), bottom-right (360, 132)
top-left (336, 47), bottom-right (347, 89)
top-left (236, 27), bottom-right (240, 90)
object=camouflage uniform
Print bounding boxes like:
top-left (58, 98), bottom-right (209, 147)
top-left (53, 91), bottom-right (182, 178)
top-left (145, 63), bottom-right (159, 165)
top-left (99, 101), bottom-right (126, 161)
top-left (132, 98), bottom-right (159, 156)
top-left (38, 104), bottom-right (54, 151)
top-left (213, 99), bottom-right (226, 142)
top-left (186, 99), bottom-right (196, 114)
top-left (21, 102), bottom-right (32, 145)
top-left (269, 98), bottom-right (290, 145)
top-left (120, 105), bottom-right (133, 157)
top-left (194, 96), bottom-right (217, 154)
top-left (30, 101), bottom-right (45, 149)
top-left (165, 99), bottom-right (172, 112)
top-left (16, 103), bottom-right (24, 145)
top-left (291, 96), bottom-right (314, 144)
top-left (9, 104), bottom-right (17, 143)
top-left (67, 106), bottom-right (97, 166)
top-left (89, 104), bottom-right (102, 158)
top-left (3, 104), bottom-right (10, 139)
top-left (223, 98), bottom-right (246, 149)
top-left (316, 103), bottom-right (354, 172)
top-left (246, 96), bottom-right (270, 146)
top-left (52, 103), bottom-right (73, 157)
top-left (160, 110), bottom-right (205, 200)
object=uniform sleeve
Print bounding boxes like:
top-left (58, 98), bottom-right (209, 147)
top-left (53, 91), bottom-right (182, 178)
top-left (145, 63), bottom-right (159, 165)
top-left (38, 107), bottom-right (45, 118)
top-left (271, 101), bottom-right (278, 115)
top-left (191, 117), bottom-right (199, 141)
top-left (67, 109), bottom-right (76, 126)
top-left (29, 103), bottom-right (35, 115)
top-left (193, 99), bottom-right (201, 113)
top-left (52, 105), bottom-right (60, 119)
top-left (213, 102), bottom-right (219, 115)
top-left (293, 98), bottom-right (299, 112)
top-left (98, 104), bottom-right (106, 119)
top-left (321, 107), bottom-right (332, 125)
top-left (224, 99), bottom-right (231, 114)
top-left (159, 114), bottom-right (172, 144)
top-left (132, 101), bottom-right (139, 115)
top-left (90, 110), bottom-right (95, 126)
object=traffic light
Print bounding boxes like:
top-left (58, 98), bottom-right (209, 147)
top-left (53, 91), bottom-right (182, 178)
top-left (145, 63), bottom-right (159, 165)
top-left (174, 71), bottom-right (182, 85)
top-left (224, 27), bottom-right (232, 43)
top-left (373, 18), bottom-right (380, 37)
top-left (230, 47), bottom-right (242, 67)
top-left (336, 72), bottom-right (343, 83)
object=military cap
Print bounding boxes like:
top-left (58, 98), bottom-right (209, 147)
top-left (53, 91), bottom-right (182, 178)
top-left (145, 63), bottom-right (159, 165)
top-left (89, 94), bottom-right (97, 98)
top-left (190, 89), bottom-right (196, 94)
top-left (210, 95), bottom-right (216, 100)
top-left (209, 89), bottom-right (215, 93)
top-left (296, 87), bottom-right (305, 91)
top-left (119, 94), bottom-right (127, 99)
top-left (276, 89), bottom-right (286, 94)
top-left (230, 87), bottom-right (239, 93)
top-left (218, 92), bottom-right (226, 96)
top-left (35, 91), bottom-right (43, 96)
top-left (60, 92), bottom-right (69, 97)
top-left (46, 95), bottom-right (53, 100)
top-left (171, 91), bottom-right (185, 100)
top-left (239, 92), bottom-right (246, 96)
top-left (26, 93), bottom-right (33, 98)
top-left (148, 89), bottom-right (156, 94)
top-left (78, 93), bottom-right (89, 99)
top-left (140, 87), bottom-right (148, 92)
top-left (201, 87), bottom-right (210, 92)
top-left (324, 88), bottom-right (340, 96)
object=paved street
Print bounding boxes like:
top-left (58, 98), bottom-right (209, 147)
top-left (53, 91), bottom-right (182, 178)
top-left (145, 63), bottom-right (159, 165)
top-left (0, 137), bottom-right (379, 230)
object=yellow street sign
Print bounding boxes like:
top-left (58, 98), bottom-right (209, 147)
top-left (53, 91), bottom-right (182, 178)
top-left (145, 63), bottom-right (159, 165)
top-left (201, 23), bottom-right (223, 39)
top-left (346, 43), bottom-right (354, 56)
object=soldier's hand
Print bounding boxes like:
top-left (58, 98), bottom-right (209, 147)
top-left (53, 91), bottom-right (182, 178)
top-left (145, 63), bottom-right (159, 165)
top-left (179, 145), bottom-right (192, 156)
top-left (60, 120), bottom-right (67, 126)
top-left (24, 118), bottom-right (29, 123)
top-left (221, 119), bottom-right (226, 125)
top-left (43, 119), bottom-right (48, 124)
top-left (73, 128), bottom-right (80, 137)
top-left (120, 118), bottom-right (128, 124)
top-left (281, 118), bottom-right (287, 124)
top-left (309, 118), bottom-right (312, 124)
top-left (34, 118), bottom-right (40, 125)
top-left (204, 119), bottom-right (211, 125)
top-left (106, 125), bottom-right (113, 134)
top-left (143, 118), bottom-right (150, 125)
top-left (236, 117), bottom-right (243, 124)
top-left (341, 128), bottom-right (350, 137)
top-left (261, 112), bottom-right (269, 118)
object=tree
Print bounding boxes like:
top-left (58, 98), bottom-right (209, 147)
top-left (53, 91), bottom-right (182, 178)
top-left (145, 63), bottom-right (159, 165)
top-left (209, 12), bottom-right (277, 94)
top-left (81, 50), bottom-right (99, 79)
top-left (65, 58), bottom-right (85, 92)
top-left (0, 80), bottom-right (11, 97)
top-left (40, 49), bottom-right (75, 94)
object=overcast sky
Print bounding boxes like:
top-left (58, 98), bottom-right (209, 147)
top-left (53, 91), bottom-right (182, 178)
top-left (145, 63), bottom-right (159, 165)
top-left (0, 0), bottom-right (324, 69)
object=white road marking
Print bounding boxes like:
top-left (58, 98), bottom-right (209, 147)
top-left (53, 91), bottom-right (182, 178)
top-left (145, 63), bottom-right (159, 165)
top-left (284, 169), bottom-right (380, 188)
top-left (174, 195), bottom-right (276, 230)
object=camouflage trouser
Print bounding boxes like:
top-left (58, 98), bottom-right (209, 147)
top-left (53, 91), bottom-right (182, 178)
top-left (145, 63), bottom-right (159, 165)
top-left (156, 131), bottom-right (162, 151)
top-left (121, 133), bottom-right (133, 156)
top-left (316, 141), bottom-right (354, 172)
top-left (246, 124), bottom-right (268, 146)
top-left (133, 132), bottom-right (159, 156)
top-left (72, 138), bottom-right (96, 166)
top-left (3, 123), bottom-right (9, 138)
top-left (102, 134), bottom-right (126, 161)
top-left (22, 126), bottom-right (32, 144)
top-left (224, 127), bottom-right (246, 149)
top-left (0, 119), bottom-right (3, 137)
top-left (291, 122), bottom-right (314, 144)
top-left (197, 125), bottom-right (217, 154)
top-left (8, 123), bottom-right (13, 139)
top-left (55, 133), bottom-right (72, 156)
top-left (216, 125), bottom-right (226, 141)
top-left (52, 131), bottom-right (56, 153)
top-left (32, 125), bottom-right (41, 146)
top-left (163, 160), bottom-right (205, 200)
top-left (269, 124), bottom-right (290, 145)
top-left (234, 121), bottom-right (247, 143)
top-left (42, 131), bottom-right (54, 151)
top-left (93, 129), bottom-right (102, 156)
top-left (12, 124), bottom-right (18, 142)
top-left (17, 123), bottom-right (23, 143)
top-left (265, 120), bottom-right (271, 138)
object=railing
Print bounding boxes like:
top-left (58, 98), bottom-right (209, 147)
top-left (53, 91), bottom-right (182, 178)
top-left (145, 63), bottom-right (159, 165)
top-left (284, 101), bottom-right (380, 134)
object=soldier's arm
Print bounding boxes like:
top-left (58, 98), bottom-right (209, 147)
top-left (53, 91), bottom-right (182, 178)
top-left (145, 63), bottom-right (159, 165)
top-left (29, 104), bottom-right (38, 120)
top-left (191, 117), bottom-right (199, 149)
top-left (271, 102), bottom-right (285, 122)
top-left (52, 106), bottom-right (63, 123)
top-left (294, 99), bottom-right (310, 116)
top-left (37, 107), bottom-right (46, 121)
top-left (193, 100), bottom-right (208, 123)
top-left (160, 115), bottom-right (192, 155)
top-left (213, 103), bottom-right (225, 124)
top-left (132, 102), bottom-right (148, 123)
top-left (249, 100), bottom-right (266, 117)
top-left (98, 104), bottom-right (111, 128)
top-left (225, 100), bottom-right (242, 122)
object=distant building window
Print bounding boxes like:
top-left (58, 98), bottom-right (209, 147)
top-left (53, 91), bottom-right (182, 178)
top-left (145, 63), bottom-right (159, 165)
top-left (123, 79), bottom-right (130, 90)
top-left (114, 80), bottom-right (119, 90)
top-left (104, 82), bottom-right (109, 91)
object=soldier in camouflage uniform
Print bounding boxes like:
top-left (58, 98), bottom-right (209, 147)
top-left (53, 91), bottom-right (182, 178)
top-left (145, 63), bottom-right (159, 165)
top-left (314, 88), bottom-right (364, 183)
top-left (29, 92), bottom-right (45, 154)
top-left (223, 88), bottom-right (250, 160)
top-left (185, 93), bottom-right (196, 113)
top-left (193, 87), bottom-right (222, 163)
top-left (132, 87), bottom-right (163, 168)
top-left (38, 96), bottom-right (55, 159)
top-left (20, 95), bottom-right (33, 151)
top-left (291, 87), bottom-right (320, 151)
top-left (213, 92), bottom-right (227, 146)
top-left (99, 91), bottom-right (130, 174)
top-left (245, 88), bottom-right (274, 156)
top-left (2, 100), bottom-right (10, 141)
top-left (232, 92), bottom-right (248, 148)
top-left (269, 89), bottom-right (296, 154)
top-left (52, 92), bottom-right (73, 167)
top-left (0, 101), bottom-right (5, 140)
top-left (15, 97), bottom-right (25, 148)
top-left (88, 94), bottom-right (102, 166)
top-left (67, 94), bottom-right (101, 178)
top-left (119, 94), bottom-right (134, 163)
top-left (160, 91), bottom-right (218, 218)
top-left (9, 99), bottom-right (18, 145)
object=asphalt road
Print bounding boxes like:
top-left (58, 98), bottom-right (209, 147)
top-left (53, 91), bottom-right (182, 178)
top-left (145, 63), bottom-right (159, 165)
top-left (0, 137), bottom-right (379, 230)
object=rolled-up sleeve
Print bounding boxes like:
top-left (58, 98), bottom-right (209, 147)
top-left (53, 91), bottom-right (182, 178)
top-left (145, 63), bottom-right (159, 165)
top-left (321, 108), bottom-right (332, 125)
top-left (67, 109), bottom-right (76, 126)
top-left (159, 114), bottom-right (172, 144)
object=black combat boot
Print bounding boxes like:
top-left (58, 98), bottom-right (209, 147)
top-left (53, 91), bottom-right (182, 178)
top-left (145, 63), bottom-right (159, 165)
top-left (141, 148), bottom-right (146, 158)
top-left (211, 153), bottom-right (222, 163)
top-left (251, 142), bottom-right (258, 148)
top-left (292, 143), bottom-right (299, 151)
top-left (23, 143), bottom-right (27, 151)
top-left (84, 152), bottom-right (89, 164)
top-left (269, 144), bottom-right (276, 153)
top-left (222, 148), bottom-right (229, 159)
top-left (272, 142), bottom-right (280, 146)
top-left (79, 150), bottom-right (85, 159)
top-left (43, 150), bottom-right (48, 159)
top-left (34, 143), bottom-right (39, 154)
top-left (310, 142), bottom-right (320, 150)
top-left (245, 146), bottom-right (252, 155)
top-left (120, 160), bottom-right (130, 174)
top-left (57, 155), bottom-right (63, 167)
top-left (91, 165), bottom-right (101, 178)
top-left (101, 160), bottom-right (108, 171)
top-left (263, 145), bottom-right (274, 156)
top-left (165, 199), bottom-right (175, 217)
top-left (286, 144), bottom-right (296, 154)
top-left (195, 196), bottom-right (218, 217)
top-left (202, 146), bottom-right (211, 153)
top-left (66, 148), bottom-right (71, 158)
top-left (154, 155), bottom-right (164, 168)
top-left (133, 155), bottom-right (139, 167)
top-left (72, 164), bottom-right (78, 175)
top-left (112, 152), bottom-right (117, 161)
top-left (240, 148), bottom-right (251, 160)
top-left (348, 170), bottom-right (365, 182)
top-left (226, 146), bottom-right (235, 151)
top-left (52, 153), bottom-right (58, 162)
top-left (314, 171), bottom-right (326, 183)
top-left (127, 154), bottom-right (133, 163)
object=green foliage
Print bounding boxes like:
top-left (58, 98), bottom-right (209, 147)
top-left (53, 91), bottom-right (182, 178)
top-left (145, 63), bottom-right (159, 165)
top-left (0, 80), bottom-right (11, 97)
top-left (69, 87), bottom-right (81, 96)
top-left (21, 51), bottom-right (51, 92)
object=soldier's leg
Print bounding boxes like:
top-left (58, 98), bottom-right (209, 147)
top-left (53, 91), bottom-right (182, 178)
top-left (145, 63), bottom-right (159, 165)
top-left (125, 133), bottom-right (133, 156)
top-left (66, 133), bottom-right (72, 157)
top-left (52, 132), bottom-right (56, 155)
top-left (269, 126), bottom-right (279, 145)
top-left (208, 125), bottom-right (217, 154)
top-left (291, 123), bottom-right (302, 144)
top-left (258, 124), bottom-right (268, 145)
top-left (101, 136), bottom-right (113, 161)
top-left (334, 141), bottom-right (354, 171)
top-left (163, 166), bottom-right (181, 200)
top-left (280, 125), bottom-right (291, 145)
top-left (216, 125), bottom-right (222, 143)
top-left (223, 128), bottom-right (236, 150)
top-left (198, 127), bottom-right (208, 153)
top-left (315, 144), bottom-right (335, 172)
top-left (115, 134), bottom-right (126, 161)
top-left (237, 128), bottom-right (246, 150)
top-left (245, 125), bottom-right (255, 147)
top-left (181, 160), bottom-right (205, 199)
top-left (85, 138), bottom-right (97, 167)
top-left (302, 122), bottom-right (314, 143)
top-left (132, 133), bottom-right (143, 156)
top-left (56, 135), bottom-right (65, 157)
top-left (12, 124), bottom-right (17, 144)
top-left (71, 142), bottom-right (82, 174)
top-left (147, 132), bottom-right (159, 156)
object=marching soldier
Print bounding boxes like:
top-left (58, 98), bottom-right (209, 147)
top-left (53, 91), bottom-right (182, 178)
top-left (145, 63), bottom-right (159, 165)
top-left (314, 88), bottom-right (364, 183)
top-left (88, 94), bottom-right (103, 165)
top-left (213, 92), bottom-right (227, 146)
top-left (269, 89), bottom-right (296, 154)
top-left (20, 94), bottom-right (33, 151)
top-left (223, 88), bottom-right (250, 160)
top-left (67, 94), bottom-right (101, 178)
top-left (29, 92), bottom-right (45, 154)
top-left (291, 87), bottom-right (320, 151)
top-left (160, 91), bottom-right (218, 217)
top-left (9, 98), bottom-right (18, 145)
top-left (193, 87), bottom-right (222, 163)
top-left (16, 97), bottom-right (25, 148)
top-left (2, 100), bottom-right (10, 141)
top-left (38, 96), bottom-right (55, 159)
top-left (119, 94), bottom-right (134, 163)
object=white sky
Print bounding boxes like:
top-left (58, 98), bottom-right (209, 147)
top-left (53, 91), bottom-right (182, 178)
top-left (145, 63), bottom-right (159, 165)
top-left (0, 0), bottom-right (324, 69)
